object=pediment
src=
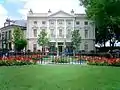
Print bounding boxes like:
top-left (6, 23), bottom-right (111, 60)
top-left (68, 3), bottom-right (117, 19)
top-left (49, 10), bottom-right (74, 18)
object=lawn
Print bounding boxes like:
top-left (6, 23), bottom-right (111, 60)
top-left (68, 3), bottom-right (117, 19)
top-left (0, 65), bottom-right (120, 90)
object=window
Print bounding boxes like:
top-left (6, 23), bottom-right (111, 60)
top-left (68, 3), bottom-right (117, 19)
top-left (84, 21), bottom-right (88, 25)
top-left (9, 31), bottom-right (11, 39)
top-left (85, 30), bottom-right (88, 38)
top-left (0, 33), bottom-right (1, 40)
top-left (50, 20), bottom-right (54, 25)
top-left (33, 44), bottom-right (37, 52)
top-left (84, 43), bottom-right (88, 51)
top-left (9, 42), bottom-right (12, 50)
top-left (42, 21), bottom-right (46, 24)
top-left (59, 29), bottom-right (63, 37)
top-left (33, 29), bottom-right (37, 37)
top-left (68, 21), bottom-right (71, 25)
top-left (34, 21), bottom-right (37, 24)
top-left (58, 20), bottom-right (63, 25)
top-left (2, 32), bottom-right (5, 40)
top-left (76, 21), bottom-right (80, 25)
top-left (5, 32), bottom-right (7, 39)
top-left (50, 29), bottom-right (55, 37)
top-left (42, 29), bottom-right (45, 32)
top-left (67, 29), bottom-right (71, 38)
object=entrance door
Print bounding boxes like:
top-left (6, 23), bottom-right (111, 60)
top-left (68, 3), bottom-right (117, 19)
top-left (58, 46), bottom-right (63, 55)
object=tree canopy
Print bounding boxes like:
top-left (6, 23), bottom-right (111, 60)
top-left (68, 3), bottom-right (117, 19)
top-left (13, 26), bottom-right (27, 51)
top-left (37, 30), bottom-right (49, 51)
top-left (71, 30), bottom-right (81, 51)
top-left (80, 0), bottom-right (120, 47)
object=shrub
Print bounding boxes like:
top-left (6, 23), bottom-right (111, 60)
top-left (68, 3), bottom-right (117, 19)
top-left (52, 57), bottom-right (69, 63)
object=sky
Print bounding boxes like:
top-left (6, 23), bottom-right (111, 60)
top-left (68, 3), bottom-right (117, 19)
top-left (0, 0), bottom-right (85, 28)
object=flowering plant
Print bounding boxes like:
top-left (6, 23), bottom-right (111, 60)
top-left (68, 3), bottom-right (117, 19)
top-left (0, 54), bottom-right (43, 66)
top-left (78, 55), bottom-right (120, 66)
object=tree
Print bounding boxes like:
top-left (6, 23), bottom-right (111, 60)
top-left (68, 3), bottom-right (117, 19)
top-left (13, 26), bottom-right (27, 51)
top-left (79, 0), bottom-right (120, 47)
top-left (37, 30), bottom-right (49, 52)
top-left (71, 30), bottom-right (81, 52)
top-left (14, 39), bottom-right (27, 51)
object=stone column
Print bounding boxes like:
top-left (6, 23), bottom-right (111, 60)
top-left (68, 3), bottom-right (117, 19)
top-left (64, 19), bottom-right (66, 49)
top-left (56, 19), bottom-right (59, 56)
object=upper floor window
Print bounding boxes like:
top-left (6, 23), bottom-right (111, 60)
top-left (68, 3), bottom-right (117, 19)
top-left (84, 43), bottom-right (88, 51)
top-left (33, 29), bottom-right (37, 37)
top-left (2, 32), bottom-right (5, 40)
top-left (84, 21), bottom-right (88, 25)
top-left (34, 21), bottom-right (37, 24)
top-left (76, 21), bottom-right (80, 25)
top-left (59, 21), bottom-right (62, 24)
top-left (68, 21), bottom-right (71, 25)
top-left (85, 29), bottom-right (88, 38)
top-left (42, 21), bottom-right (46, 24)
top-left (5, 31), bottom-right (7, 39)
top-left (50, 29), bottom-right (55, 37)
top-left (0, 33), bottom-right (1, 40)
top-left (50, 20), bottom-right (54, 25)
top-left (59, 29), bottom-right (63, 37)
top-left (9, 31), bottom-right (11, 39)
top-left (67, 29), bottom-right (71, 38)
top-left (41, 29), bottom-right (45, 32)
top-left (58, 20), bottom-right (63, 25)
top-left (33, 44), bottom-right (37, 52)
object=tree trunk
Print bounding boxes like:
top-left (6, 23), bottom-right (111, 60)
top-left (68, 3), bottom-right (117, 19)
top-left (110, 40), bottom-right (112, 47)
top-left (103, 39), bottom-right (106, 47)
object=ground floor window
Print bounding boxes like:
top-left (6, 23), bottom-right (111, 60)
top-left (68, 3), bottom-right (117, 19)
top-left (33, 44), bottom-right (37, 52)
top-left (84, 43), bottom-right (88, 51)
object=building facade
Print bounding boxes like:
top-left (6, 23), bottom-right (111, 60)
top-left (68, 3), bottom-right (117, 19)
top-left (0, 19), bottom-right (26, 50)
top-left (27, 9), bottom-right (95, 53)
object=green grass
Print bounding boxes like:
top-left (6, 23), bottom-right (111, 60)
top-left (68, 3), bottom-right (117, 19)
top-left (0, 65), bottom-right (120, 90)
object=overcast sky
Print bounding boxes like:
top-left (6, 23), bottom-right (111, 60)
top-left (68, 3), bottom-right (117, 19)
top-left (0, 0), bottom-right (85, 27)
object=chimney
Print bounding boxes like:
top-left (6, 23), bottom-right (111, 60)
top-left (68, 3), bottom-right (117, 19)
top-left (71, 9), bottom-right (74, 14)
top-left (48, 9), bottom-right (51, 13)
top-left (29, 9), bottom-right (33, 14)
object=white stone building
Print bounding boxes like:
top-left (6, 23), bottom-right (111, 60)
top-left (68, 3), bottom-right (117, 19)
top-left (27, 9), bottom-right (95, 53)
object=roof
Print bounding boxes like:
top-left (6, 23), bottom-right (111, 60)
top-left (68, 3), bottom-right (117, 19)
top-left (13, 20), bottom-right (27, 27)
top-left (28, 13), bottom-right (48, 17)
top-left (27, 10), bottom-right (86, 18)
top-left (0, 25), bottom-right (26, 30)
top-left (48, 10), bottom-right (74, 17)
top-left (74, 14), bottom-right (86, 17)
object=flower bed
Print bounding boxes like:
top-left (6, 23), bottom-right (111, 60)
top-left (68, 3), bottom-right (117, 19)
top-left (78, 56), bottom-right (120, 66)
top-left (0, 55), bottom-right (43, 66)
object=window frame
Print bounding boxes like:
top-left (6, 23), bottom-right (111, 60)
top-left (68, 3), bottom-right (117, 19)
top-left (84, 21), bottom-right (88, 25)
top-left (76, 21), bottom-right (80, 25)
top-left (42, 21), bottom-right (46, 25)
top-left (50, 29), bottom-right (55, 37)
top-left (85, 29), bottom-right (88, 38)
top-left (33, 44), bottom-right (37, 51)
top-left (34, 21), bottom-right (37, 24)
top-left (59, 29), bottom-right (63, 37)
top-left (33, 29), bottom-right (37, 37)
